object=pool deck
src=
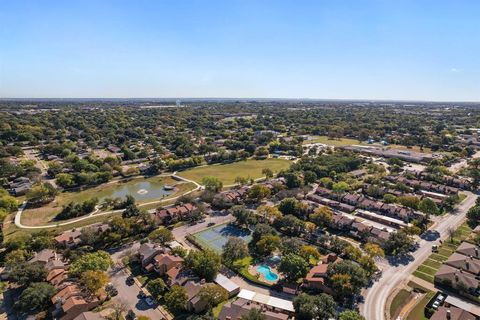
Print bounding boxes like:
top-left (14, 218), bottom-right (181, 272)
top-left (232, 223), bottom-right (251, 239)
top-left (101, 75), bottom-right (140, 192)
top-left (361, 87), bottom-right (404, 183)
top-left (248, 264), bottom-right (281, 285)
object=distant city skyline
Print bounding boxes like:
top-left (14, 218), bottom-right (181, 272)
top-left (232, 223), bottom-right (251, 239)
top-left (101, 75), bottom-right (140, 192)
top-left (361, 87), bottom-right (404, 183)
top-left (1, 0), bottom-right (479, 101)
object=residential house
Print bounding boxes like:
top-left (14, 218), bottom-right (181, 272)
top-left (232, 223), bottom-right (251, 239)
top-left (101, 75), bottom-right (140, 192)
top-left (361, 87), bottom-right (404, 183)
top-left (54, 229), bottom-right (82, 248)
top-left (138, 243), bottom-right (163, 269)
top-left (219, 298), bottom-right (290, 320)
top-left (184, 281), bottom-right (207, 313)
top-left (430, 306), bottom-right (476, 320)
top-left (434, 265), bottom-right (480, 295)
top-left (446, 253), bottom-right (480, 276)
top-left (303, 264), bottom-right (331, 293)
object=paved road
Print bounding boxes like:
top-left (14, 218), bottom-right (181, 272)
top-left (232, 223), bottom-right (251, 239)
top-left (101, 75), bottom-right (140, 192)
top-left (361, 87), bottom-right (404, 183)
top-left (361, 191), bottom-right (477, 320)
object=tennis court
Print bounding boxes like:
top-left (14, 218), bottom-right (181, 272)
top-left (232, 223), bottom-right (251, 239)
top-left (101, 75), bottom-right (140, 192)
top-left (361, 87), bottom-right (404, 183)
top-left (192, 223), bottom-right (252, 252)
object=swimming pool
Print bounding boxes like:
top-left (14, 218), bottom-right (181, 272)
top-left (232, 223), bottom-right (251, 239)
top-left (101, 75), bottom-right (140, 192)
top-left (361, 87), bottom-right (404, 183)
top-left (257, 264), bottom-right (279, 281)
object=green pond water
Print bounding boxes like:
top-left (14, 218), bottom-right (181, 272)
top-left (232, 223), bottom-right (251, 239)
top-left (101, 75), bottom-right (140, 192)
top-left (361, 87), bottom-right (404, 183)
top-left (95, 178), bottom-right (173, 203)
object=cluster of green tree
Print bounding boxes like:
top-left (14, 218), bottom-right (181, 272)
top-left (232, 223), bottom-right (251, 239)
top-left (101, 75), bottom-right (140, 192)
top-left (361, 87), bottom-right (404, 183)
top-left (56, 197), bottom-right (98, 220)
top-left (293, 292), bottom-right (365, 320)
top-left (25, 182), bottom-right (58, 205)
top-left (0, 158), bottom-right (41, 181)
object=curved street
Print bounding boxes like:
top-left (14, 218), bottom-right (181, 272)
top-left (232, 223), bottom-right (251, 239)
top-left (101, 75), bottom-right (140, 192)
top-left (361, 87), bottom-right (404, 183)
top-left (361, 191), bottom-right (477, 320)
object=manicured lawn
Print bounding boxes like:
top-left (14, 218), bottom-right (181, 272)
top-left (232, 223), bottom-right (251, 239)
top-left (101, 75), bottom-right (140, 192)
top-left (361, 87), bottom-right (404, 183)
top-left (177, 158), bottom-right (291, 186)
top-left (406, 292), bottom-right (435, 320)
top-left (417, 265), bottom-right (437, 276)
top-left (422, 259), bottom-right (443, 269)
top-left (390, 289), bottom-right (411, 319)
top-left (413, 271), bottom-right (434, 283)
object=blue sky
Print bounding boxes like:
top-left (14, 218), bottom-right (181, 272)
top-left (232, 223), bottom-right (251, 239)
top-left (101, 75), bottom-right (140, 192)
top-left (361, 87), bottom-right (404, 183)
top-left (0, 0), bottom-right (479, 101)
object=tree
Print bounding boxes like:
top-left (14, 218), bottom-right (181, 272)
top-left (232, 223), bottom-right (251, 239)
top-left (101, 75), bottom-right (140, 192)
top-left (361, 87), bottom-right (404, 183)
top-left (5, 249), bottom-right (28, 269)
top-left (278, 254), bottom-right (309, 282)
top-left (257, 205), bottom-right (282, 222)
top-left (303, 171), bottom-right (317, 184)
top-left (398, 196), bottom-right (420, 210)
top-left (299, 245), bottom-right (321, 263)
top-left (252, 224), bottom-right (276, 243)
top-left (274, 215), bottom-right (305, 236)
top-left (56, 173), bottom-right (75, 188)
top-left (293, 293), bottom-right (337, 320)
top-left (256, 234), bottom-right (281, 257)
top-left (69, 250), bottom-right (113, 275)
top-left (146, 278), bottom-right (166, 301)
top-left (201, 176), bottom-right (223, 192)
top-left (165, 285), bottom-right (188, 312)
top-left (383, 230), bottom-right (414, 256)
top-left (10, 262), bottom-right (47, 286)
top-left (419, 198), bottom-right (439, 216)
top-left (283, 172), bottom-right (302, 188)
top-left (80, 270), bottom-right (109, 293)
top-left (332, 181), bottom-right (350, 194)
top-left (364, 243), bottom-right (385, 258)
top-left (467, 205), bottom-right (480, 227)
top-left (339, 310), bottom-right (366, 320)
top-left (184, 249), bottom-right (221, 281)
top-left (111, 300), bottom-right (129, 320)
top-left (198, 284), bottom-right (228, 310)
top-left (122, 203), bottom-right (141, 218)
top-left (262, 168), bottom-right (274, 179)
top-left (26, 183), bottom-right (57, 204)
top-left (383, 194), bottom-right (397, 204)
top-left (222, 237), bottom-right (249, 265)
top-left (309, 206), bottom-right (333, 228)
top-left (247, 184), bottom-right (271, 202)
top-left (15, 282), bottom-right (56, 314)
top-left (231, 205), bottom-right (257, 227)
top-left (327, 260), bottom-right (368, 305)
top-left (281, 237), bottom-right (303, 255)
top-left (241, 309), bottom-right (266, 320)
top-left (278, 198), bottom-right (298, 215)
top-left (148, 227), bottom-right (174, 245)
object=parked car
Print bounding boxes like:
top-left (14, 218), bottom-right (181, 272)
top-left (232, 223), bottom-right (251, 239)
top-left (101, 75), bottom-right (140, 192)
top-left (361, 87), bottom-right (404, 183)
top-left (145, 296), bottom-right (155, 306)
top-left (138, 290), bottom-right (146, 299)
top-left (207, 222), bottom-right (215, 227)
top-left (432, 245), bottom-right (439, 252)
top-left (126, 275), bottom-right (135, 286)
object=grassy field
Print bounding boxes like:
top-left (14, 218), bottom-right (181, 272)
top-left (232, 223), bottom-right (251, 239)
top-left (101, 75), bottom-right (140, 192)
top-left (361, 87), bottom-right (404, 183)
top-left (390, 289), bottom-right (411, 319)
top-left (176, 158), bottom-right (291, 185)
top-left (406, 292), bottom-right (435, 320)
top-left (413, 222), bottom-right (472, 283)
top-left (303, 136), bottom-right (361, 146)
top-left (20, 176), bottom-right (187, 225)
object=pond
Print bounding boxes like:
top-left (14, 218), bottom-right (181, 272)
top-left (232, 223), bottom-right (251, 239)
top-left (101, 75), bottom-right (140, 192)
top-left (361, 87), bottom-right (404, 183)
top-left (95, 178), bottom-right (174, 203)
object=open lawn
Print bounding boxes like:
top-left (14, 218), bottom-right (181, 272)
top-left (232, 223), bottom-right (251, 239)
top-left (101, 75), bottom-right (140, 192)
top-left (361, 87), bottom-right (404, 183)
top-left (303, 136), bottom-right (360, 146)
top-left (21, 175), bottom-right (193, 226)
top-left (176, 158), bottom-right (291, 185)
top-left (406, 292), bottom-right (435, 320)
top-left (390, 289), bottom-right (411, 319)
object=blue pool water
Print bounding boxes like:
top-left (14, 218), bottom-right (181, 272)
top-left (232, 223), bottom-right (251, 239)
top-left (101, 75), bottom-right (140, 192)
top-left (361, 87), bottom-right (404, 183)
top-left (257, 264), bottom-right (279, 281)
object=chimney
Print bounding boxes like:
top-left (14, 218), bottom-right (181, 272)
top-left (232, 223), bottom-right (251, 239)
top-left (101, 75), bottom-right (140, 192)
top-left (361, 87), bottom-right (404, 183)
top-left (466, 261), bottom-right (470, 270)
top-left (455, 273), bottom-right (459, 282)
top-left (475, 247), bottom-right (478, 257)
top-left (446, 309), bottom-right (451, 320)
